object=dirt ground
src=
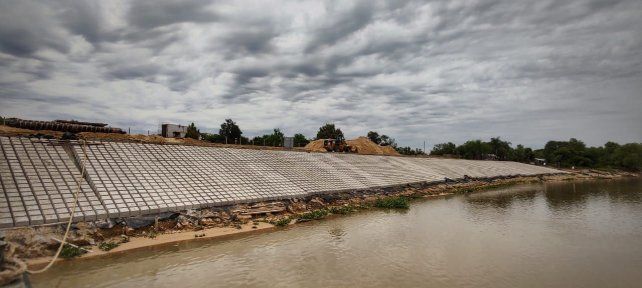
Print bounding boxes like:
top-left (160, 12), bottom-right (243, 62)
top-left (0, 125), bottom-right (306, 152)
top-left (1, 124), bottom-right (400, 156)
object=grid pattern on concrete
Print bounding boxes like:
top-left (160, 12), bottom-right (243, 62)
top-left (1, 137), bottom-right (562, 228)
top-left (0, 137), bottom-right (104, 228)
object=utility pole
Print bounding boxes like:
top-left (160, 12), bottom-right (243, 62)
top-left (423, 140), bottom-right (426, 154)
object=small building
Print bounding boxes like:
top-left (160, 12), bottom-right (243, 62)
top-left (161, 123), bottom-right (187, 138)
top-left (283, 137), bottom-right (294, 148)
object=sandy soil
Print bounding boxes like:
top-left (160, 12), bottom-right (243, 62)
top-left (0, 125), bottom-right (306, 152)
top-left (26, 222), bottom-right (275, 269)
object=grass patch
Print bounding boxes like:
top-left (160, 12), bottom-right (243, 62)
top-left (298, 209), bottom-right (329, 221)
top-left (60, 244), bottom-right (87, 259)
top-left (329, 205), bottom-right (356, 215)
top-left (374, 196), bottom-right (409, 209)
top-left (98, 241), bottom-right (120, 251)
top-left (271, 217), bottom-right (291, 227)
top-left (454, 181), bottom-right (519, 194)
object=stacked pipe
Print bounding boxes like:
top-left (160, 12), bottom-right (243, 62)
top-left (54, 120), bottom-right (108, 127)
top-left (5, 118), bottom-right (125, 134)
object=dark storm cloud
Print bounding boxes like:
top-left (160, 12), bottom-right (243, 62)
top-left (1, 0), bottom-right (641, 148)
top-left (127, 0), bottom-right (219, 29)
top-left (0, 1), bottom-right (69, 57)
top-left (305, 0), bottom-right (376, 52)
top-left (59, 1), bottom-right (108, 44)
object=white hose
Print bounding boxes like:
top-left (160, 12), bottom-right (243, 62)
top-left (27, 139), bottom-right (88, 274)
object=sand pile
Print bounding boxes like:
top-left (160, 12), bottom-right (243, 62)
top-left (304, 137), bottom-right (400, 156)
top-left (304, 139), bottom-right (328, 152)
top-left (347, 137), bottom-right (400, 156)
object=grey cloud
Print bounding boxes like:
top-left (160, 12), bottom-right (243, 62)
top-left (127, 0), bottom-right (218, 29)
top-left (1, 0), bottom-right (641, 148)
top-left (0, 1), bottom-right (69, 57)
top-left (221, 28), bottom-right (276, 55)
top-left (59, 1), bottom-right (107, 44)
top-left (305, 1), bottom-right (376, 52)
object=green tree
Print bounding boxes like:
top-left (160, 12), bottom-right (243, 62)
top-left (430, 142), bottom-right (457, 155)
top-left (316, 123), bottom-right (344, 140)
top-left (265, 128), bottom-right (284, 146)
top-left (367, 131), bottom-right (381, 144)
top-left (201, 133), bottom-right (226, 143)
top-left (378, 134), bottom-right (397, 147)
top-left (396, 146), bottom-right (425, 156)
top-left (184, 123), bottom-right (200, 139)
top-left (251, 129), bottom-right (287, 146)
top-left (219, 119), bottom-right (242, 143)
top-left (293, 133), bottom-right (309, 147)
top-left (544, 138), bottom-right (591, 167)
top-left (457, 140), bottom-right (491, 160)
top-left (488, 137), bottom-right (512, 160)
top-left (611, 143), bottom-right (642, 171)
top-left (511, 144), bottom-right (534, 163)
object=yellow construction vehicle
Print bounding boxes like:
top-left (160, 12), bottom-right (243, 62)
top-left (323, 138), bottom-right (352, 152)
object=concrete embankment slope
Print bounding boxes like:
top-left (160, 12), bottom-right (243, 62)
top-left (0, 137), bottom-right (562, 228)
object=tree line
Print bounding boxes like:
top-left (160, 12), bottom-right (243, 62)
top-left (186, 119), bottom-right (311, 147)
top-left (185, 121), bottom-right (425, 155)
top-left (181, 121), bottom-right (640, 171)
top-left (430, 137), bottom-right (641, 171)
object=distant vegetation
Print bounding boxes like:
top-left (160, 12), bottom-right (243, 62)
top-left (431, 137), bottom-right (641, 171)
top-left (152, 120), bottom-right (639, 171)
top-left (316, 123), bottom-right (345, 140)
top-left (200, 118), bottom-right (248, 144)
top-left (184, 123), bottom-right (199, 139)
top-left (395, 146), bottom-right (425, 156)
top-left (293, 133), bottom-right (310, 147)
top-left (219, 118), bottom-right (243, 143)
top-left (367, 130), bottom-right (425, 156)
top-left (367, 131), bottom-right (396, 147)
top-left (198, 120), bottom-right (309, 147)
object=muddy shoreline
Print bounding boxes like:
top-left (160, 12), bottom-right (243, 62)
top-left (1, 169), bottom-right (638, 271)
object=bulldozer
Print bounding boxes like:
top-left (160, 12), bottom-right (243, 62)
top-left (323, 138), bottom-right (352, 152)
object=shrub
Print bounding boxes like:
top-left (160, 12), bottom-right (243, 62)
top-left (271, 217), bottom-right (291, 227)
top-left (298, 209), bottom-right (329, 221)
top-left (329, 205), bottom-right (356, 215)
top-left (60, 244), bottom-right (87, 258)
top-left (374, 196), bottom-right (409, 209)
top-left (98, 241), bottom-right (120, 251)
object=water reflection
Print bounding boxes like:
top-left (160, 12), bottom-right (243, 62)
top-left (543, 181), bottom-right (591, 212)
top-left (463, 184), bottom-right (540, 212)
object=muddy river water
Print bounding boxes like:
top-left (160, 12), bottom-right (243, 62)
top-left (32, 178), bottom-right (642, 288)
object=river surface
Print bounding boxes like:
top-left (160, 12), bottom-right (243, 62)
top-left (32, 178), bottom-right (642, 288)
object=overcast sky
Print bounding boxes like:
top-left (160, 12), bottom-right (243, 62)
top-left (1, 0), bottom-right (641, 149)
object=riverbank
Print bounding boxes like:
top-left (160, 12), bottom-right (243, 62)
top-left (2, 169), bottom-right (637, 272)
top-left (29, 176), bottom-right (642, 288)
